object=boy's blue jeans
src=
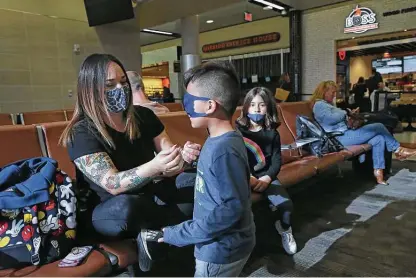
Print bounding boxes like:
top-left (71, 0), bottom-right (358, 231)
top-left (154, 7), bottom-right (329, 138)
top-left (195, 254), bottom-right (250, 277)
top-left (337, 123), bottom-right (400, 169)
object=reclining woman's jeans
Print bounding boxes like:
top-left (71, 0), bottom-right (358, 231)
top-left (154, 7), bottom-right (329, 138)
top-left (91, 172), bottom-right (195, 238)
top-left (337, 123), bottom-right (400, 169)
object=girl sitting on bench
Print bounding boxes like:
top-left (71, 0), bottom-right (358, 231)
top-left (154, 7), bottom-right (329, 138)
top-left (236, 87), bottom-right (297, 255)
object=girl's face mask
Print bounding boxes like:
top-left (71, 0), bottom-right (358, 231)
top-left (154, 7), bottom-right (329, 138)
top-left (247, 113), bottom-right (265, 123)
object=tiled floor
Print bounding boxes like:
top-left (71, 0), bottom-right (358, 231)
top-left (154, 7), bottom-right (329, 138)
top-left (118, 160), bottom-right (416, 277)
top-left (244, 161), bottom-right (416, 277)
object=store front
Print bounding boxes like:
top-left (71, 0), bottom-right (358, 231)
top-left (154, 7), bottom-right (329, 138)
top-left (140, 61), bottom-right (175, 102)
top-left (141, 15), bottom-right (290, 100)
top-left (301, 0), bottom-right (416, 100)
top-left (141, 46), bottom-right (180, 102)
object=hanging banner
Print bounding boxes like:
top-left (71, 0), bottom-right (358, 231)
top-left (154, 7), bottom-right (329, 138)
top-left (202, 32), bottom-right (280, 53)
top-left (344, 5), bottom-right (378, 34)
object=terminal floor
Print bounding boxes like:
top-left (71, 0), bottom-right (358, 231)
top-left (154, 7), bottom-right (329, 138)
top-left (117, 159), bottom-right (416, 277)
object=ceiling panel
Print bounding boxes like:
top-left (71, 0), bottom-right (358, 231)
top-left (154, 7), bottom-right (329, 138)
top-left (141, 1), bottom-right (282, 46)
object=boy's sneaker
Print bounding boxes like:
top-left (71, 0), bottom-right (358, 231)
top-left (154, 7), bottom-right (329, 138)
top-left (136, 229), bottom-right (164, 272)
top-left (275, 221), bottom-right (297, 255)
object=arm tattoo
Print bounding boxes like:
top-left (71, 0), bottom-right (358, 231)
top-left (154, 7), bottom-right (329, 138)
top-left (74, 152), bottom-right (153, 194)
top-left (105, 175), bottom-right (122, 190)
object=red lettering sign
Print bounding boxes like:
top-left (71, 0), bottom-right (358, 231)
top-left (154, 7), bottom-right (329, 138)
top-left (202, 32), bottom-right (280, 53)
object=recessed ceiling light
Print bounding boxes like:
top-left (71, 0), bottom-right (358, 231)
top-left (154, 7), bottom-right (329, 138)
top-left (263, 6), bottom-right (273, 10)
top-left (206, 20), bottom-right (214, 24)
top-left (252, 0), bottom-right (284, 10)
top-left (142, 29), bottom-right (174, 36)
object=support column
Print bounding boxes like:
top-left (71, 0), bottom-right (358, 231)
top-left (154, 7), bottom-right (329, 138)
top-left (181, 15), bottom-right (201, 74)
top-left (95, 6), bottom-right (141, 72)
top-left (289, 10), bottom-right (302, 99)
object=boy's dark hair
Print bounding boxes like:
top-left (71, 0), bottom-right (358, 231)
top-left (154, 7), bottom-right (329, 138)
top-left (236, 87), bottom-right (280, 130)
top-left (184, 61), bottom-right (241, 118)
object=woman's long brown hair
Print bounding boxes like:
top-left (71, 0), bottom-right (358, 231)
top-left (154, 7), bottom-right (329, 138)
top-left (236, 87), bottom-right (280, 130)
top-left (60, 54), bottom-right (140, 148)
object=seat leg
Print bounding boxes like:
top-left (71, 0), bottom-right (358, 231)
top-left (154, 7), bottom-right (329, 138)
top-left (336, 164), bottom-right (343, 178)
top-left (127, 263), bottom-right (142, 277)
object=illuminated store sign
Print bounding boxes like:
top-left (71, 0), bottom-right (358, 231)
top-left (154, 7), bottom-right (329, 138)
top-left (344, 5), bottom-right (378, 34)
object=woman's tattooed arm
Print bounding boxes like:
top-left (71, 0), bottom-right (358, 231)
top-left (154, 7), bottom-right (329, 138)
top-left (74, 152), bottom-right (160, 195)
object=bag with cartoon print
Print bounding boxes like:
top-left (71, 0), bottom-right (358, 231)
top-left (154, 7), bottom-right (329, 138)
top-left (0, 157), bottom-right (77, 269)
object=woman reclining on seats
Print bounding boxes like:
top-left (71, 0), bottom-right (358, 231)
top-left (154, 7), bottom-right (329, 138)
top-left (311, 80), bottom-right (416, 185)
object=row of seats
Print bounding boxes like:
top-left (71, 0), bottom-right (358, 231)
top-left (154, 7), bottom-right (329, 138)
top-left (163, 102), bottom-right (184, 112)
top-left (0, 110), bottom-right (74, 126)
top-left (0, 101), bottom-right (370, 276)
top-left (0, 103), bottom-right (184, 127)
top-left (0, 113), bottom-right (15, 125)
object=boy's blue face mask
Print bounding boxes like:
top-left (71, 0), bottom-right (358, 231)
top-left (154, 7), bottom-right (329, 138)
top-left (183, 92), bottom-right (211, 118)
top-left (247, 113), bottom-right (265, 123)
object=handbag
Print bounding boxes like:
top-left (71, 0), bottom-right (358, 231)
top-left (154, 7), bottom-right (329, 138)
top-left (347, 110), bottom-right (399, 131)
top-left (347, 113), bottom-right (366, 130)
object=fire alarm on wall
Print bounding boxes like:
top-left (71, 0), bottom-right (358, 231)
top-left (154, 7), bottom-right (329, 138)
top-left (73, 44), bottom-right (81, 55)
top-left (244, 12), bottom-right (253, 22)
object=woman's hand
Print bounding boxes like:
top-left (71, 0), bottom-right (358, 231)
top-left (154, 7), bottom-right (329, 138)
top-left (163, 147), bottom-right (185, 177)
top-left (152, 145), bottom-right (183, 173)
top-left (182, 141), bottom-right (201, 164)
top-left (347, 107), bottom-right (360, 115)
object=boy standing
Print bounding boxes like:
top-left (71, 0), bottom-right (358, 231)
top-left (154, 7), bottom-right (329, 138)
top-left (139, 61), bottom-right (255, 277)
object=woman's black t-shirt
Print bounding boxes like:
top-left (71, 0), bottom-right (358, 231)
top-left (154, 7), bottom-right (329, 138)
top-left (67, 106), bottom-right (164, 203)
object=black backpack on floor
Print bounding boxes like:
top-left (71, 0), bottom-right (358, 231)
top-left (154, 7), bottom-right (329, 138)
top-left (296, 115), bottom-right (344, 157)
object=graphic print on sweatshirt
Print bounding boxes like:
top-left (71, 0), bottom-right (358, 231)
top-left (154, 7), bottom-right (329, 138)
top-left (243, 137), bottom-right (266, 171)
top-left (195, 169), bottom-right (205, 194)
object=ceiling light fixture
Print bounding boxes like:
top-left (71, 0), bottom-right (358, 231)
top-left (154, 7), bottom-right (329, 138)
top-left (263, 6), bottom-right (273, 10)
top-left (142, 28), bottom-right (174, 36)
top-left (352, 36), bottom-right (355, 39)
top-left (206, 20), bottom-right (214, 24)
top-left (404, 29), bottom-right (408, 32)
top-left (252, 0), bottom-right (284, 10)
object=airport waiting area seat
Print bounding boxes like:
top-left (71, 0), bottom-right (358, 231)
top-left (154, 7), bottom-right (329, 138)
top-left (0, 113), bottom-right (15, 126)
top-left (163, 102), bottom-right (184, 112)
top-left (19, 110), bottom-right (67, 125)
top-left (0, 101), bottom-right (374, 276)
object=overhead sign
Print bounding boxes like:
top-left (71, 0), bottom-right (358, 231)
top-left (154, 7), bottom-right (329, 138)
top-left (202, 32), bottom-right (280, 53)
top-left (383, 6), bottom-right (416, 17)
top-left (344, 5), bottom-right (378, 34)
